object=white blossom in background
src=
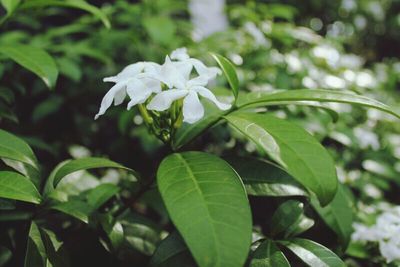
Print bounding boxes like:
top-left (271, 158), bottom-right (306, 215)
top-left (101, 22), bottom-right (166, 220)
top-left (95, 48), bottom-right (231, 124)
top-left (189, 0), bottom-right (228, 41)
top-left (352, 206), bottom-right (400, 263)
top-left (244, 22), bottom-right (270, 47)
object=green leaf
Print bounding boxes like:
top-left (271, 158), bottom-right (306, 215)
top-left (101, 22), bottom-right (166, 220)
top-left (285, 213), bottom-right (314, 238)
top-left (150, 231), bottom-right (196, 267)
top-left (237, 89), bottom-right (400, 119)
top-left (0, 45), bottom-right (58, 88)
top-left (24, 222), bottom-right (67, 267)
top-left (279, 238), bottom-right (345, 267)
top-left (32, 95), bottom-right (64, 122)
top-left (172, 101), bottom-right (227, 150)
top-left (226, 156), bottom-right (307, 197)
top-left (311, 184), bottom-right (354, 248)
top-left (210, 53), bottom-right (239, 101)
top-left (52, 199), bottom-right (93, 223)
top-left (0, 246), bottom-right (12, 266)
top-left (250, 239), bottom-right (290, 267)
top-left (86, 183), bottom-right (119, 210)
top-left (157, 152), bottom-right (252, 267)
top-left (0, 129), bottom-right (39, 171)
top-left (1, 0), bottom-right (20, 16)
top-left (123, 221), bottom-right (161, 256)
top-left (270, 200), bottom-right (304, 236)
top-left (45, 157), bottom-right (132, 192)
top-left (0, 171), bottom-right (41, 204)
top-left (20, 0), bottom-right (110, 29)
top-left (225, 113), bottom-right (338, 206)
top-left (24, 222), bottom-right (47, 267)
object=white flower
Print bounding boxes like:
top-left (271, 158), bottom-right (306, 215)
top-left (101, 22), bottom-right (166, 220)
top-left (170, 47), bottom-right (222, 79)
top-left (95, 62), bottom-right (161, 119)
top-left (147, 57), bottom-right (231, 123)
top-left (352, 205), bottom-right (400, 263)
top-left (95, 47), bottom-right (230, 124)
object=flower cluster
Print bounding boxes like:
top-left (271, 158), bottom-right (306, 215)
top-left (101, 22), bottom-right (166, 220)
top-left (95, 48), bottom-right (231, 124)
top-left (352, 205), bottom-right (400, 263)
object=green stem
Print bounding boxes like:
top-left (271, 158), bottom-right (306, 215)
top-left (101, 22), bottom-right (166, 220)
top-left (138, 104), bottom-right (153, 125)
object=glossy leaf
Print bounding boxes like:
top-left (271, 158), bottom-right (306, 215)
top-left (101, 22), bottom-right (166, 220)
top-left (0, 45), bottom-right (58, 88)
top-left (24, 222), bottom-right (66, 267)
top-left (86, 183), bottom-right (119, 210)
top-left (250, 239), bottom-right (290, 267)
top-left (237, 89), bottom-right (400, 119)
top-left (52, 200), bottom-right (93, 223)
top-left (24, 222), bottom-right (46, 267)
top-left (20, 0), bottom-right (110, 29)
top-left (157, 152), bottom-right (252, 267)
top-left (225, 113), bottom-right (338, 205)
top-left (270, 200), bottom-right (304, 236)
top-left (123, 221), bottom-right (161, 256)
top-left (280, 238), bottom-right (345, 267)
top-left (47, 157), bottom-right (131, 190)
top-left (150, 231), bottom-right (196, 267)
top-left (0, 171), bottom-right (41, 204)
top-left (211, 53), bottom-right (239, 101)
top-left (226, 156), bottom-right (307, 197)
top-left (311, 184), bottom-right (354, 248)
top-left (285, 213), bottom-right (315, 238)
top-left (0, 129), bottom-right (39, 171)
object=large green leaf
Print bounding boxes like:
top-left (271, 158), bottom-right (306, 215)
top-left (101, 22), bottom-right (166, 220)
top-left (44, 157), bottom-right (132, 193)
top-left (226, 156), bottom-right (307, 197)
top-left (237, 89), bottom-right (400, 119)
top-left (250, 239), bottom-right (290, 267)
top-left (225, 113), bottom-right (338, 205)
top-left (20, 0), bottom-right (110, 29)
top-left (279, 238), bottom-right (345, 267)
top-left (157, 152), bottom-right (252, 267)
top-left (0, 171), bottom-right (41, 204)
top-left (211, 53), bottom-right (239, 101)
top-left (0, 45), bottom-right (58, 88)
top-left (150, 231), bottom-right (196, 267)
top-left (311, 184), bottom-right (354, 248)
top-left (0, 129), bottom-right (39, 171)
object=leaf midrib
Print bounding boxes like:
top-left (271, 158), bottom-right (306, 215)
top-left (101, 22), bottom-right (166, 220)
top-left (176, 153), bottom-right (220, 267)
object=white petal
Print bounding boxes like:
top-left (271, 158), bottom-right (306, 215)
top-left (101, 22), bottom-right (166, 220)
top-left (187, 75), bottom-right (209, 87)
top-left (150, 57), bottom-right (187, 89)
top-left (147, 89), bottom-right (188, 111)
top-left (95, 82), bottom-right (127, 119)
top-left (103, 62), bottom-right (145, 83)
top-left (193, 87), bottom-right (231, 110)
top-left (114, 88), bottom-right (126, 105)
top-left (183, 91), bottom-right (204, 124)
top-left (170, 47), bottom-right (190, 61)
top-left (126, 79), bottom-right (152, 109)
top-left (144, 78), bottom-right (162, 93)
top-left (175, 61), bottom-right (193, 80)
top-left (190, 59), bottom-right (221, 79)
